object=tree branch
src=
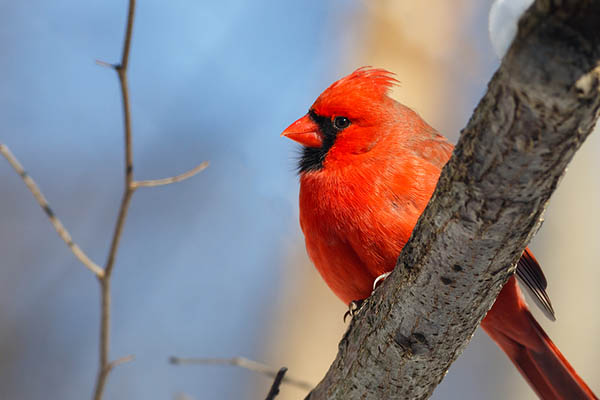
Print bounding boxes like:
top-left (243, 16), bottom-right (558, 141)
top-left (307, 1), bottom-right (600, 399)
top-left (132, 161), bottom-right (209, 188)
top-left (265, 367), bottom-right (288, 400)
top-left (92, 1), bottom-right (137, 399)
top-left (3, 1), bottom-right (207, 398)
top-left (0, 144), bottom-right (104, 277)
top-left (169, 356), bottom-right (314, 392)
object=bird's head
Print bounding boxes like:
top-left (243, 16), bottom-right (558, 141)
top-left (281, 67), bottom-right (399, 173)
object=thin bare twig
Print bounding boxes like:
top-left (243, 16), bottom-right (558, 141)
top-left (92, 0), bottom-right (136, 399)
top-left (108, 354), bottom-right (135, 369)
top-left (132, 161), bottom-right (209, 188)
top-left (92, 1), bottom-right (205, 397)
top-left (265, 367), bottom-right (287, 400)
top-left (0, 144), bottom-right (104, 277)
top-left (95, 59), bottom-right (114, 68)
top-left (169, 356), bottom-right (314, 391)
top-left (4, 1), bottom-right (206, 398)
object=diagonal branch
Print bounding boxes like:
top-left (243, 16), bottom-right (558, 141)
top-left (307, 1), bottom-right (600, 399)
top-left (0, 144), bottom-right (104, 277)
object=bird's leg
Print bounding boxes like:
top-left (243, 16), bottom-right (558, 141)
top-left (344, 299), bottom-right (364, 322)
top-left (372, 272), bottom-right (392, 293)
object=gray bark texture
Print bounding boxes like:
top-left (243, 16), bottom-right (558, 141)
top-left (306, 1), bottom-right (600, 399)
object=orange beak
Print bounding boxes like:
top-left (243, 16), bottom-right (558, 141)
top-left (281, 114), bottom-right (322, 148)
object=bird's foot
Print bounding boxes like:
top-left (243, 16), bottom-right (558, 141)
top-left (372, 272), bottom-right (392, 293)
top-left (344, 299), bottom-right (364, 322)
top-left (343, 272), bottom-right (392, 322)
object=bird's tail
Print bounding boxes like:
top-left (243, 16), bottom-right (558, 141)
top-left (481, 277), bottom-right (597, 400)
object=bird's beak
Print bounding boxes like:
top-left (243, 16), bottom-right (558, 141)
top-left (281, 114), bottom-right (322, 148)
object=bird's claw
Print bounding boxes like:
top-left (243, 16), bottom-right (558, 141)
top-left (343, 273), bottom-right (392, 322)
top-left (372, 272), bottom-right (391, 292)
top-left (344, 299), bottom-right (364, 322)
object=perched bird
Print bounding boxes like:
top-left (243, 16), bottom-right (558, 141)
top-left (282, 67), bottom-right (597, 399)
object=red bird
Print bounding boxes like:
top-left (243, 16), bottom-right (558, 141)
top-left (282, 68), bottom-right (597, 400)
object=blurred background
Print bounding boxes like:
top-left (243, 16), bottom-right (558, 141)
top-left (0, 1), bottom-right (598, 399)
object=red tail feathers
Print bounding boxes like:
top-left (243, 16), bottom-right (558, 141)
top-left (481, 277), bottom-right (597, 399)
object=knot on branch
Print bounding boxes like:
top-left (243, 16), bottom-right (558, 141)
top-left (394, 331), bottom-right (431, 357)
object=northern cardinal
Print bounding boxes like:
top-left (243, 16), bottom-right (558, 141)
top-left (282, 68), bottom-right (597, 399)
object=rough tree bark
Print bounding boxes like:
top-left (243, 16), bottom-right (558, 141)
top-left (306, 1), bottom-right (600, 399)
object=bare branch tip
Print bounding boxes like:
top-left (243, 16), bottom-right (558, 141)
top-left (265, 367), bottom-right (288, 400)
top-left (108, 354), bottom-right (135, 369)
top-left (132, 161), bottom-right (209, 189)
top-left (95, 59), bottom-right (116, 69)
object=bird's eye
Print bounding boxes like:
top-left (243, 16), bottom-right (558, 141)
top-left (333, 116), bottom-right (351, 130)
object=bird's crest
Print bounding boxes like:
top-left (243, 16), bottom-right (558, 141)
top-left (312, 67), bottom-right (399, 118)
top-left (329, 67), bottom-right (398, 96)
